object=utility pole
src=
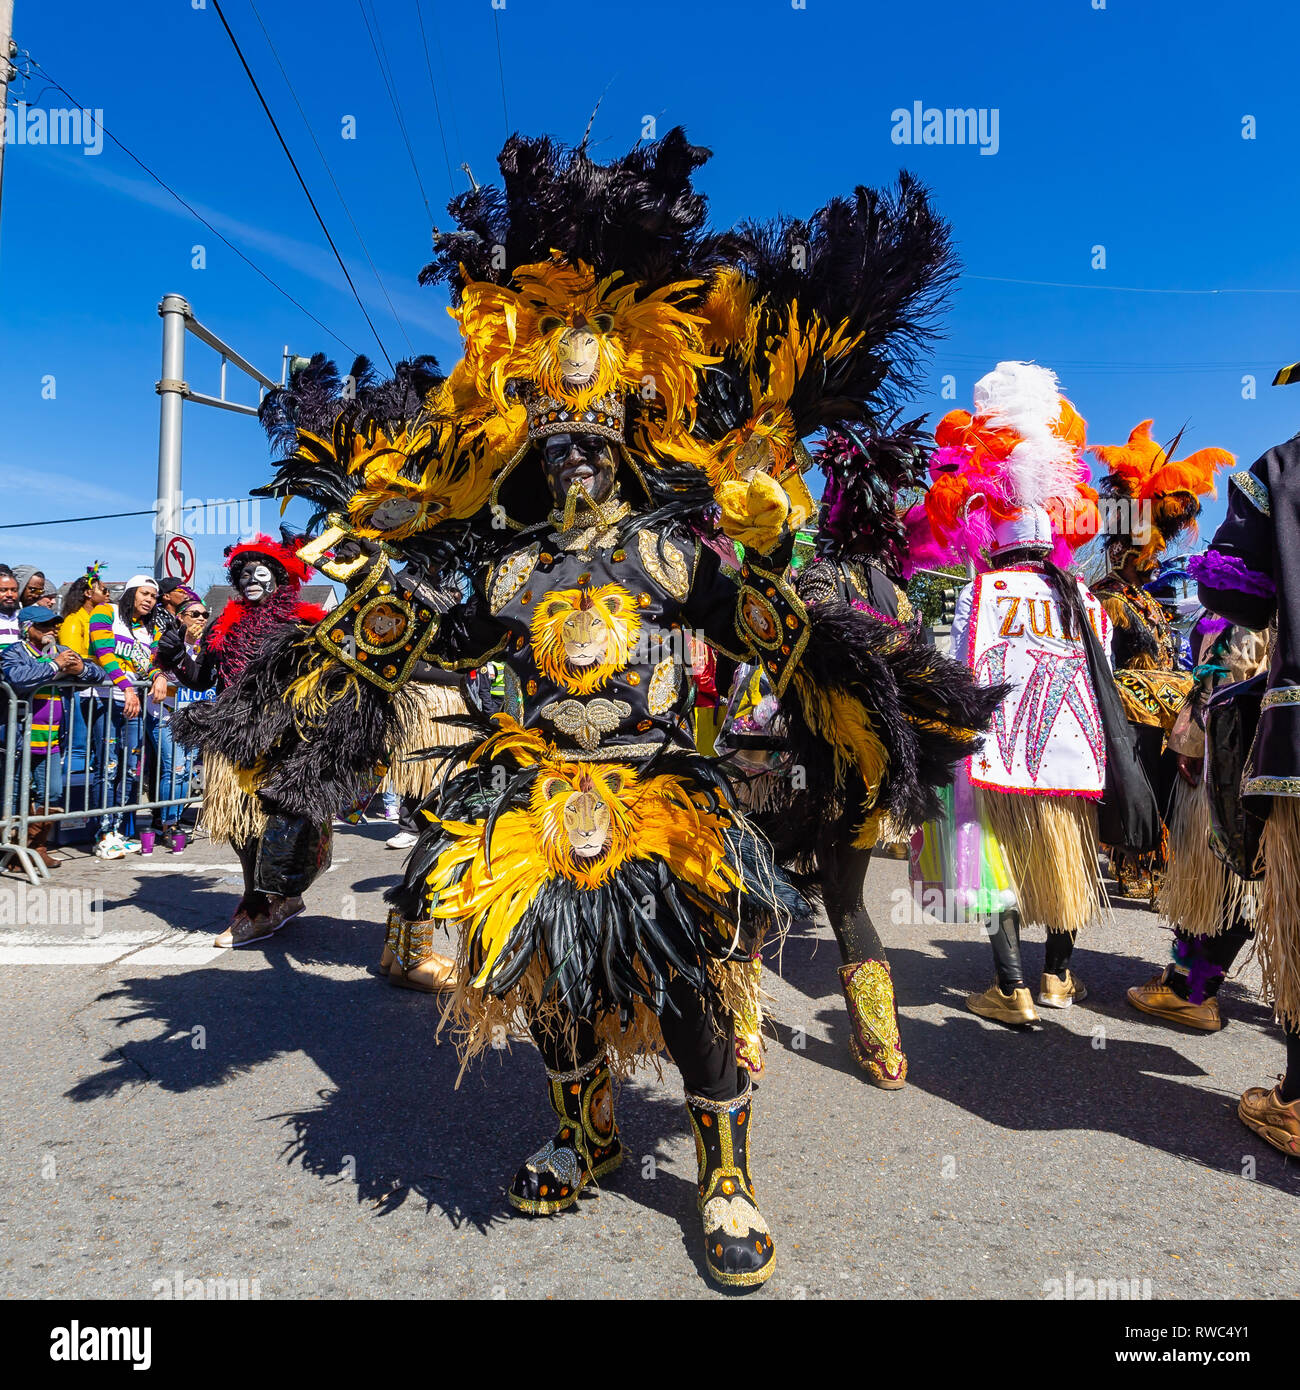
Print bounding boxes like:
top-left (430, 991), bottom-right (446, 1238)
top-left (153, 293), bottom-right (279, 579)
top-left (155, 294), bottom-right (188, 575)
top-left (0, 0), bottom-right (16, 235)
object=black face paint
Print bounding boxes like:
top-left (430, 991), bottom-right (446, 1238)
top-left (237, 562), bottom-right (278, 605)
top-left (542, 433), bottom-right (617, 508)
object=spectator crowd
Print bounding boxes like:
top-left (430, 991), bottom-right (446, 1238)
top-left (0, 562), bottom-right (212, 868)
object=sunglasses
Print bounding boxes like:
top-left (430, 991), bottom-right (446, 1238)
top-left (184, 609), bottom-right (208, 619)
top-left (542, 435), bottom-right (611, 465)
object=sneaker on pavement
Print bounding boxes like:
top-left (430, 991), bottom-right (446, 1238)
top-left (1039, 970), bottom-right (1088, 1009)
top-left (1126, 971), bottom-right (1221, 1031)
top-left (94, 834), bottom-right (127, 861)
top-left (215, 910), bottom-right (277, 949)
top-left (966, 982), bottom-right (1039, 1027)
top-left (120, 837), bottom-right (142, 855)
top-left (1238, 1082), bottom-right (1300, 1157)
top-left (386, 830), bottom-right (418, 850)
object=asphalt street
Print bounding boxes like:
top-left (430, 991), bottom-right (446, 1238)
top-left (2, 821), bottom-right (1297, 1301)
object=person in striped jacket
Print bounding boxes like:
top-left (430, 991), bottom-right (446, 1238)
top-left (87, 574), bottom-right (171, 859)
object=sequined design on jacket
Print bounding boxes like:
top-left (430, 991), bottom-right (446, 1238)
top-left (489, 542), bottom-right (540, 614)
top-left (637, 529), bottom-right (691, 599)
top-left (647, 656), bottom-right (681, 715)
top-left (539, 696), bottom-right (632, 751)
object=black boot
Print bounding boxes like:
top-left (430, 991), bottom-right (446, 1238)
top-left (686, 1075), bottom-right (775, 1288)
top-left (508, 1051), bottom-right (622, 1215)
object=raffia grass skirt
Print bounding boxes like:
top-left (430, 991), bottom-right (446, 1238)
top-left (1158, 776), bottom-right (1260, 938)
top-left (982, 789), bottom-right (1105, 934)
top-left (432, 949), bottom-right (760, 1086)
top-left (196, 751), bottom-right (267, 845)
top-left (1256, 798), bottom-right (1300, 1028)
top-left (382, 682), bottom-right (474, 801)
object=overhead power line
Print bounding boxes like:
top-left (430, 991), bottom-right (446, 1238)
top-left (356, 0), bottom-right (434, 225)
top-left (23, 60), bottom-right (359, 357)
top-left (0, 510), bottom-right (157, 531)
top-left (962, 273), bottom-right (1300, 296)
top-left (413, 0), bottom-right (457, 199)
top-left (245, 0), bottom-right (415, 356)
top-left (210, 0), bottom-right (395, 370)
top-left (492, 5), bottom-right (510, 137)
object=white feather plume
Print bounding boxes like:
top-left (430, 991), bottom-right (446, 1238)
top-left (973, 360), bottom-right (1080, 509)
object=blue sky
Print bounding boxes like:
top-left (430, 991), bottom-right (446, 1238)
top-left (3, 0), bottom-right (1300, 593)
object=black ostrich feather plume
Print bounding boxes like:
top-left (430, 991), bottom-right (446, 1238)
top-left (705, 172), bottom-right (959, 435)
top-left (420, 126), bottom-right (715, 297)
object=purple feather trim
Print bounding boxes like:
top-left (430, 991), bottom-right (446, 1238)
top-left (1188, 550), bottom-right (1276, 597)
top-left (1192, 614), bottom-right (1232, 650)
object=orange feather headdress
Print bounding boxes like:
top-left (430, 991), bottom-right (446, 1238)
top-left (1087, 420), bottom-right (1231, 571)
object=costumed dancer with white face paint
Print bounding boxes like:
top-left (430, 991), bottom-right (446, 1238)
top-left (905, 363), bottom-right (1119, 1027)
top-left (172, 534), bottom-right (330, 947)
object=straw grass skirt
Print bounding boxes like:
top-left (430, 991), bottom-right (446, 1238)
top-left (1158, 775), bottom-right (1260, 939)
top-left (382, 682), bottom-right (474, 801)
top-left (1256, 797), bottom-right (1300, 1028)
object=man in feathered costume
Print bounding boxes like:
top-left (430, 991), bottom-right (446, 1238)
top-left (722, 420), bottom-right (939, 1088)
top-left (172, 533), bottom-right (330, 947)
top-left (905, 363), bottom-right (1114, 1026)
top-left (1187, 421), bottom-right (1300, 1156)
top-left (1088, 422), bottom-right (1228, 899)
top-left (1128, 603), bottom-right (1268, 1031)
top-left (192, 130), bottom-right (1000, 1287)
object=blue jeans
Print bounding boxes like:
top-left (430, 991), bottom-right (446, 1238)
top-left (148, 712), bottom-right (183, 828)
top-left (11, 748), bottom-right (63, 811)
top-left (90, 699), bottom-right (135, 839)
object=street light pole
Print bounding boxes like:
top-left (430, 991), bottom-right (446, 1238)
top-left (154, 293), bottom-right (189, 577)
top-left (0, 0), bottom-right (17, 239)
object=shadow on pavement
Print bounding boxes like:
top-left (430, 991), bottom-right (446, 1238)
top-left (763, 920), bottom-right (1300, 1196)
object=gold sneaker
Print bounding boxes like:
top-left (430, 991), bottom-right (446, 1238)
top-left (1126, 973), bottom-right (1221, 1032)
top-left (1039, 970), bottom-right (1088, 1009)
top-left (966, 983), bottom-right (1039, 1027)
top-left (1238, 1083), bottom-right (1300, 1157)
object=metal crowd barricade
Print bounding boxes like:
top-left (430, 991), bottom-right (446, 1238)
top-left (0, 676), bottom-right (206, 884)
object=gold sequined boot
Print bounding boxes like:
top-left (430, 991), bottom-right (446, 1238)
top-left (732, 955), bottom-right (765, 1078)
top-left (687, 1076), bottom-right (775, 1289)
top-left (508, 1052), bottom-right (622, 1215)
top-left (838, 959), bottom-right (907, 1089)
top-left (386, 910), bottom-right (458, 993)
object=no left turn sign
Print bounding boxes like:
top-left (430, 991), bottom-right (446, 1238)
top-left (162, 534), bottom-right (196, 584)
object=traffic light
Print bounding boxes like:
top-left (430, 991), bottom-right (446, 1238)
top-left (941, 586), bottom-right (957, 626)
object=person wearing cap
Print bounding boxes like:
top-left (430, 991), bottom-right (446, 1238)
top-left (1, 606), bottom-right (106, 870)
top-left (152, 578), bottom-right (198, 678)
top-left (87, 574), bottom-right (170, 858)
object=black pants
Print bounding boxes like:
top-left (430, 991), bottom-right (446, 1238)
top-left (817, 791), bottom-right (888, 966)
top-left (530, 969), bottom-right (739, 1103)
top-left (1168, 918), bottom-right (1254, 1002)
top-left (985, 908), bottom-right (1076, 990)
top-left (1283, 1023), bottom-right (1300, 1103)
